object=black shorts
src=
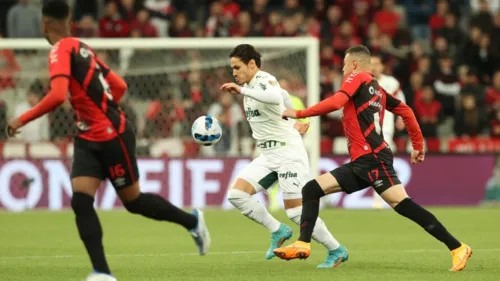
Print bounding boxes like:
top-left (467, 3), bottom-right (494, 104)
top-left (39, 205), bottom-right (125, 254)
top-left (71, 128), bottom-right (139, 190)
top-left (330, 153), bottom-right (401, 195)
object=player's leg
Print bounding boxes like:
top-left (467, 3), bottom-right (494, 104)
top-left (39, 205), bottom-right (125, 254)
top-left (274, 164), bottom-right (364, 261)
top-left (70, 140), bottom-right (115, 280)
top-left (378, 184), bottom-right (471, 271)
top-left (277, 156), bottom-right (346, 267)
top-left (227, 156), bottom-right (291, 259)
top-left (371, 159), bottom-right (471, 271)
top-left (103, 130), bottom-right (210, 255)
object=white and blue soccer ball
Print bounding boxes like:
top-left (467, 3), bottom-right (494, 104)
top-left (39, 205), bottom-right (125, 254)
top-left (191, 115), bottom-right (222, 146)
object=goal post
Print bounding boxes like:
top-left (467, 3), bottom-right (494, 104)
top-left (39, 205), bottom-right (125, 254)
top-left (0, 37), bottom-right (320, 177)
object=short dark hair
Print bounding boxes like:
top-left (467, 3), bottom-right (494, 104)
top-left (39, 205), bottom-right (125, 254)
top-left (229, 44), bottom-right (262, 68)
top-left (345, 45), bottom-right (371, 56)
top-left (42, 0), bottom-right (70, 20)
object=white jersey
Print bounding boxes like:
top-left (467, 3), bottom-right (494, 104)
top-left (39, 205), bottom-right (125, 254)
top-left (242, 70), bottom-right (301, 145)
top-left (375, 74), bottom-right (405, 148)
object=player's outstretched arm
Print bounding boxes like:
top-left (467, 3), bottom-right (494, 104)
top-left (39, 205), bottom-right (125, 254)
top-left (386, 92), bottom-right (425, 164)
top-left (283, 92), bottom-right (349, 119)
top-left (221, 81), bottom-right (282, 105)
top-left (7, 77), bottom-right (68, 137)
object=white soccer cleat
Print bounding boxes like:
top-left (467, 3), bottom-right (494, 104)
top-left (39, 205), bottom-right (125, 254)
top-left (85, 272), bottom-right (117, 281)
top-left (190, 209), bottom-right (211, 255)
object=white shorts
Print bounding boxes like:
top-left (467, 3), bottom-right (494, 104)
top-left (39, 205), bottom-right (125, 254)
top-left (237, 143), bottom-right (310, 200)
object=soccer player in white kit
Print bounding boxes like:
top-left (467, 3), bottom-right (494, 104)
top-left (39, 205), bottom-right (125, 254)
top-left (220, 44), bottom-right (348, 268)
top-left (370, 54), bottom-right (407, 209)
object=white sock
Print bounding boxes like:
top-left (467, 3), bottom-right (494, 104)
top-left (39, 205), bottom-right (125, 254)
top-left (227, 189), bottom-right (281, 233)
top-left (286, 206), bottom-right (340, 251)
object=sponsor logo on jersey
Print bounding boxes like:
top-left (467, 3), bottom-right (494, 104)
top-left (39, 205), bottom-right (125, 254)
top-left (369, 100), bottom-right (382, 110)
top-left (269, 80), bottom-right (277, 86)
top-left (259, 83), bottom-right (267, 91)
top-left (279, 171), bottom-right (298, 179)
top-left (245, 108), bottom-right (261, 118)
top-left (113, 177), bottom-right (126, 187)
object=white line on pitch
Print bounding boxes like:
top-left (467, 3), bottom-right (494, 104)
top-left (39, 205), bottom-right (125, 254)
top-left (1, 248), bottom-right (500, 261)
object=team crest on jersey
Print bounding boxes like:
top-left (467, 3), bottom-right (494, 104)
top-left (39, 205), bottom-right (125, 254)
top-left (269, 80), bottom-right (276, 86)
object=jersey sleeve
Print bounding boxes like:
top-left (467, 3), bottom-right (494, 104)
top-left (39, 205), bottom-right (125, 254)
top-left (337, 72), bottom-right (365, 99)
top-left (240, 75), bottom-right (282, 104)
top-left (385, 91), bottom-right (424, 151)
top-left (48, 39), bottom-right (73, 80)
top-left (296, 91), bottom-right (349, 118)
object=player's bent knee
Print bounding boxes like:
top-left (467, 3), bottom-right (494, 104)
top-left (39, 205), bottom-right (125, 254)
top-left (227, 188), bottom-right (251, 207)
top-left (379, 184), bottom-right (408, 208)
top-left (123, 193), bottom-right (143, 214)
top-left (302, 180), bottom-right (325, 200)
top-left (71, 192), bottom-right (95, 215)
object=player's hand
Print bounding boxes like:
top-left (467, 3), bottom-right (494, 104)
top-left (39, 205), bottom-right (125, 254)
top-left (6, 118), bottom-right (22, 138)
top-left (294, 122), bottom-right (310, 135)
top-left (220, 83), bottom-right (241, 95)
top-left (411, 150), bottom-right (425, 164)
top-left (282, 108), bottom-right (298, 119)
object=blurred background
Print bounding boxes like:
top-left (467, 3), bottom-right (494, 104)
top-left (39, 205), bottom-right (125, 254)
top-left (0, 0), bottom-right (498, 211)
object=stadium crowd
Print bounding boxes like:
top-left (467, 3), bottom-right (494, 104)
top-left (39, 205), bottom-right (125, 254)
top-left (0, 0), bottom-right (499, 156)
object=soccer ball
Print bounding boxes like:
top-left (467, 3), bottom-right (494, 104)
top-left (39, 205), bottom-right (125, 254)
top-left (191, 115), bottom-right (222, 146)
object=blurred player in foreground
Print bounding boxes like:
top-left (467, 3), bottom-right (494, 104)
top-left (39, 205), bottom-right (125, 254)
top-left (6, 1), bottom-right (210, 280)
top-left (220, 44), bottom-right (348, 268)
top-left (274, 45), bottom-right (472, 272)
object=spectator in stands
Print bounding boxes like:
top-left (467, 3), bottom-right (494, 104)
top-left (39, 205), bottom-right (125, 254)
top-left (249, 0), bottom-right (268, 36)
top-left (132, 9), bottom-right (158, 37)
top-left (492, 12), bottom-right (500, 50)
top-left (15, 90), bottom-right (49, 142)
top-left (144, 89), bottom-right (185, 139)
top-left (461, 68), bottom-right (486, 106)
top-left (143, 0), bottom-right (174, 37)
top-left (485, 70), bottom-right (500, 113)
top-left (0, 0), bottom-right (16, 36)
top-left (0, 34), bottom-right (20, 97)
top-left (414, 85), bottom-right (443, 137)
top-left (429, 0), bottom-right (448, 38)
top-left (230, 11), bottom-right (255, 37)
top-left (205, 1), bottom-right (230, 37)
top-left (405, 0), bottom-right (433, 41)
top-left (458, 26), bottom-right (482, 67)
top-left (373, 0), bottom-right (401, 38)
top-left (6, 0), bottom-right (42, 38)
top-left (283, 0), bottom-right (303, 17)
top-left (50, 99), bottom-right (77, 143)
top-left (350, 0), bottom-right (374, 39)
top-left (473, 33), bottom-right (498, 81)
top-left (73, 15), bottom-right (98, 38)
top-left (121, 0), bottom-right (141, 22)
top-left (431, 37), bottom-right (451, 70)
top-left (405, 71), bottom-right (424, 108)
top-left (264, 11), bottom-right (283, 37)
top-left (454, 94), bottom-right (489, 137)
top-left (304, 15), bottom-right (320, 38)
top-left (417, 55), bottom-right (432, 82)
top-left (320, 5), bottom-right (342, 42)
top-left (207, 92), bottom-right (244, 156)
top-left (333, 21), bottom-right (361, 55)
top-left (72, 0), bottom-right (98, 21)
top-left (281, 15), bottom-right (299, 37)
top-left (99, 1), bottom-right (130, 38)
top-left (490, 110), bottom-right (500, 137)
top-left (437, 13), bottom-right (463, 54)
top-left (433, 55), bottom-right (461, 117)
top-left (470, 0), bottom-right (494, 34)
top-left (168, 12), bottom-right (192, 37)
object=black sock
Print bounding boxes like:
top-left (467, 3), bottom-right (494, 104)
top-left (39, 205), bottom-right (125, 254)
top-left (298, 180), bottom-right (325, 243)
top-left (124, 193), bottom-right (197, 230)
top-left (71, 192), bottom-right (111, 274)
top-left (394, 198), bottom-right (461, 250)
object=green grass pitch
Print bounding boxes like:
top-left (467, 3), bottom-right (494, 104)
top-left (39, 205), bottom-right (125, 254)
top-left (1, 207), bottom-right (499, 281)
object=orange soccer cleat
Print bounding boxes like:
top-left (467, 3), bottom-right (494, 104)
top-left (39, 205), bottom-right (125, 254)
top-left (273, 241), bottom-right (311, 260)
top-left (450, 243), bottom-right (472, 272)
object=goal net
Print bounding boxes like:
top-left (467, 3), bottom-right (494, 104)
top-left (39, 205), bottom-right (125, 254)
top-left (0, 38), bottom-right (319, 211)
